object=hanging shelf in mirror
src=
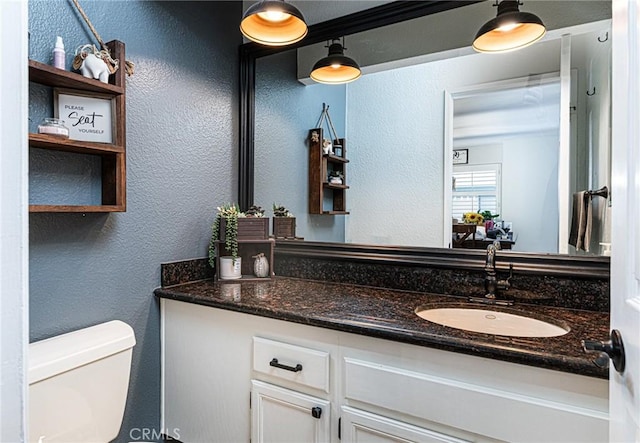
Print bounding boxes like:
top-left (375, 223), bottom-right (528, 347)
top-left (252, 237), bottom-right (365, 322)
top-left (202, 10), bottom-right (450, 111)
top-left (308, 128), bottom-right (349, 215)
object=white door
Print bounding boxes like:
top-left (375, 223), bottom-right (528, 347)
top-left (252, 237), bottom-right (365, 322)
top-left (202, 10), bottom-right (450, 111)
top-left (0, 2), bottom-right (29, 442)
top-left (340, 407), bottom-right (470, 443)
top-left (251, 380), bottom-right (330, 443)
top-left (610, 0), bottom-right (640, 441)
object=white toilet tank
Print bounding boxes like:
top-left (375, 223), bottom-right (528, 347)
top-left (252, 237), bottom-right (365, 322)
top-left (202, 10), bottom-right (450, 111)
top-left (29, 320), bottom-right (136, 443)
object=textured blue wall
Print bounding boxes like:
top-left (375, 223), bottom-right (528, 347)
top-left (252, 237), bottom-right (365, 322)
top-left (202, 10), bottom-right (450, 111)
top-left (255, 49), bottom-right (347, 241)
top-left (28, 1), bottom-right (241, 440)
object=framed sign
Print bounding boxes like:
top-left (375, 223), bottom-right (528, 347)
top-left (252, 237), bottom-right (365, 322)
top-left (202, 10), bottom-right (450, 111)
top-left (54, 89), bottom-right (114, 144)
top-left (453, 149), bottom-right (468, 164)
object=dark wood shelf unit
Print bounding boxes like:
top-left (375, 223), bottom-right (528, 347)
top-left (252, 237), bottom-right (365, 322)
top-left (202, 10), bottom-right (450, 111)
top-left (308, 128), bottom-right (348, 215)
top-left (215, 238), bottom-right (275, 281)
top-left (28, 40), bottom-right (126, 213)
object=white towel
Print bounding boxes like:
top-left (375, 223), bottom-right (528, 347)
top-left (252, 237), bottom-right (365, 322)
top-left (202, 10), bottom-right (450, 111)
top-left (601, 204), bottom-right (611, 243)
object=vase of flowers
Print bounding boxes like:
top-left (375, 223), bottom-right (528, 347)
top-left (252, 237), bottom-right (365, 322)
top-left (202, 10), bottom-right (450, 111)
top-left (462, 212), bottom-right (484, 225)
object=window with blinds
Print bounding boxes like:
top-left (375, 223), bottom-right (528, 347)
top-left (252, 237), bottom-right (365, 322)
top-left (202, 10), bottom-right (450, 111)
top-left (452, 164), bottom-right (501, 220)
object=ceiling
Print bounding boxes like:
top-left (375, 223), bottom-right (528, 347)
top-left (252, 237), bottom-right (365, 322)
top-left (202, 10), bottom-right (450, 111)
top-left (241, 1), bottom-right (393, 27)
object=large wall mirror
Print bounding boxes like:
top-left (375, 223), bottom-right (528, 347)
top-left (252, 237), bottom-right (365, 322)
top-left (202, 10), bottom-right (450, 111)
top-left (239, 1), bottom-right (612, 269)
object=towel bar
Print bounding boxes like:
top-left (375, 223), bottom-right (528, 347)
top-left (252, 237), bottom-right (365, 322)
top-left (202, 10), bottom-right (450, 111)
top-left (586, 186), bottom-right (608, 199)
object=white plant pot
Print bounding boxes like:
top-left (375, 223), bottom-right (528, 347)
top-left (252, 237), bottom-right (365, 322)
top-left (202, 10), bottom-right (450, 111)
top-left (219, 256), bottom-right (242, 280)
top-left (221, 283), bottom-right (241, 300)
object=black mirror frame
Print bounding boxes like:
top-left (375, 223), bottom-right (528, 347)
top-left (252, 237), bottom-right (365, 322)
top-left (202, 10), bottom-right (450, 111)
top-left (238, 0), bottom-right (481, 210)
top-left (237, 0), bottom-right (610, 278)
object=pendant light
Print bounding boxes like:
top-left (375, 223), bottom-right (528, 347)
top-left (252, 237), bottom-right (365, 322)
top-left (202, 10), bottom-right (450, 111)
top-left (240, 0), bottom-right (307, 46)
top-left (310, 38), bottom-right (361, 85)
top-left (473, 1), bottom-right (546, 53)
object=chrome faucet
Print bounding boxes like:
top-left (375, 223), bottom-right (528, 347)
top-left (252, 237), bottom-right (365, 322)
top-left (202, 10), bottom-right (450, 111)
top-left (484, 240), bottom-right (501, 299)
top-left (471, 240), bottom-right (514, 305)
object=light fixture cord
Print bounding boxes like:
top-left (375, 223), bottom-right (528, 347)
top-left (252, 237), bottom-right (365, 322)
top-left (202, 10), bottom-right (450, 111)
top-left (69, 0), bottom-right (134, 76)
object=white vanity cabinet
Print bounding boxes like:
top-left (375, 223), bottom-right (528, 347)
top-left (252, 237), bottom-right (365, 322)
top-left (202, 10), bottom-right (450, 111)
top-left (251, 380), bottom-right (330, 442)
top-left (162, 298), bottom-right (339, 442)
top-left (251, 337), bottom-right (332, 443)
top-left (161, 299), bottom-right (608, 443)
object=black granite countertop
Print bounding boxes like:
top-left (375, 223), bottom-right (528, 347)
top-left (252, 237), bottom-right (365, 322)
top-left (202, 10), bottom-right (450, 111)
top-left (154, 276), bottom-right (609, 379)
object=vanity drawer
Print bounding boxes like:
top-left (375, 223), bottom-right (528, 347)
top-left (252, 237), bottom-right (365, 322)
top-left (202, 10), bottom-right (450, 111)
top-left (253, 337), bottom-right (330, 392)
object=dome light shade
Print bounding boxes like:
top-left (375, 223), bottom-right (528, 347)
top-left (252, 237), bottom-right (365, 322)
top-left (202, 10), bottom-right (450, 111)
top-left (240, 0), bottom-right (307, 46)
top-left (310, 39), bottom-right (361, 85)
top-left (473, 1), bottom-right (546, 53)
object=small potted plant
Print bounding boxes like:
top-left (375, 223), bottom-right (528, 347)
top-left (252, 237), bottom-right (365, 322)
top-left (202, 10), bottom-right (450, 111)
top-left (479, 210), bottom-right (499, 231)
top-left (208, 203), bottom-right (242, 279)
top-left (208, 203), bottom-right (270, 279)
top-left (272, 203), bottom-right (296, 238)
top-left (240, 204), bottom-right (269, 239)
top-left (245, 205), bottom-right (265, 217)
top-left (328, 170), bottom-right (344, 185)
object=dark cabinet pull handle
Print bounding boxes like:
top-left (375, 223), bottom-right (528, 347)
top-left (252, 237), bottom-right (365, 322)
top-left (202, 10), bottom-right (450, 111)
top-left (270, 358), bottom-right (302, 372)
top-left (311, 407), bottom-right (322, 419)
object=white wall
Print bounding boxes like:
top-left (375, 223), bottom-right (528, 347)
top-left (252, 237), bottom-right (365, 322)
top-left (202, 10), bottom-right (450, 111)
top-left (502, 135), bottom-right (560, 253)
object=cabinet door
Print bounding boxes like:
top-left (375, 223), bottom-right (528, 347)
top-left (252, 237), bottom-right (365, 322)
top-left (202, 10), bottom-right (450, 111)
top-left (341, 407), bottom-right (470, 443)
top-left (251, 380), bottom-right (330, 443)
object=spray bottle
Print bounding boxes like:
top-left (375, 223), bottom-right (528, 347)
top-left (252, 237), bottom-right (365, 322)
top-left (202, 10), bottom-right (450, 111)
top-left (53, 36), bottom-right (65, 70)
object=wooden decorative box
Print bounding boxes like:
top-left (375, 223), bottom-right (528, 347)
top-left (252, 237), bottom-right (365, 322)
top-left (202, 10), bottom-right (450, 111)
top-left (273, 217), bottom-right (296, 238)
top-left (219, 217), bottom-right (269, 240)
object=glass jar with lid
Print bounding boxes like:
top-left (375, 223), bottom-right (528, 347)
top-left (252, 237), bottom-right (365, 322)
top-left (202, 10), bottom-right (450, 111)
top-left (37, 118), bottom-right (69, 138)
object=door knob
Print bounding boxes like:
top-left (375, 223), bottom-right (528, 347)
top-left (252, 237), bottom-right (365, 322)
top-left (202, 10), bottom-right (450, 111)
top-left (582, 329), bottom-right (626, 373)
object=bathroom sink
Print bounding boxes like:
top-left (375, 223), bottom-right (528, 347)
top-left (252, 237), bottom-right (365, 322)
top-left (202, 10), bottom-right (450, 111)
top-left (415, 306), bottom-right (570, 338)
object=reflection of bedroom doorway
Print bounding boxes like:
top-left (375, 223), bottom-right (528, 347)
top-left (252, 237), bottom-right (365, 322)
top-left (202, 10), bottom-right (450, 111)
top-left (445, 73), bottom-right (563, 254)
top-left (444, 23), bottom-right (612, 256)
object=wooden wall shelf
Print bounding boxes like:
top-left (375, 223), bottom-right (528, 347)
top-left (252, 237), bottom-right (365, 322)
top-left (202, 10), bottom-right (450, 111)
top-left (29, 133), bottom-right (124, 155)
top-left (215, 239), bottom-right (275, 282)
top-left (323, 154), bottom-right (349, 164)
top-left (308, 128), bottom-right (348, 215)
top-left (29, 59), bottom-right (124, 95)
top-left (28, 40), bottom-right (126, 213)
top-left (29, 205), bottom-right (124, 213)
top-left (323, 183), bottom-right (349, 190)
